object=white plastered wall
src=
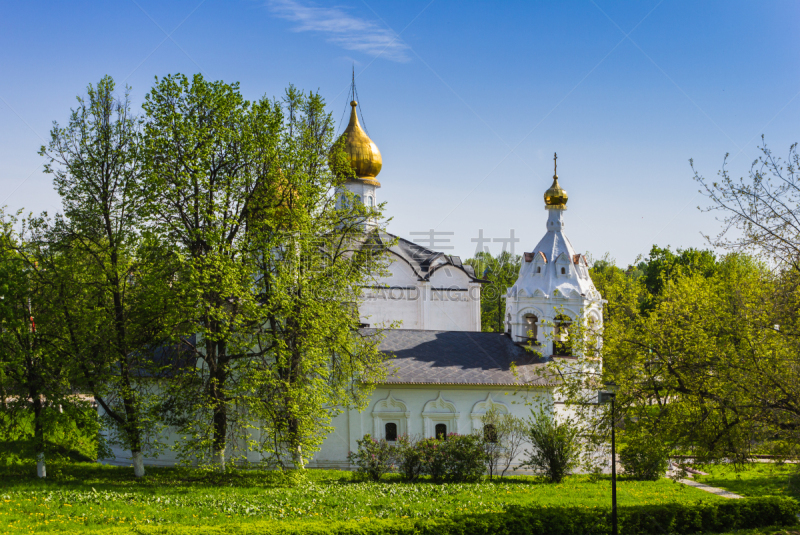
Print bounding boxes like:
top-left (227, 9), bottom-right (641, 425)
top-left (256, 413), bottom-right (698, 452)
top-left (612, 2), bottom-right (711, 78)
top-left (311, 384), bottom-right (554, 471)
top-left (359, 258), bottom-right (481, 332)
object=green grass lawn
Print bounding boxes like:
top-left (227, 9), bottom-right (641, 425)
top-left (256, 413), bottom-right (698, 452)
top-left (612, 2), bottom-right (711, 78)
top-left (0, 463), bottom-right (727, 533)
top-left (716, 530), bottom-right (800, 535)
top-left (693, 462), bottom-right (800, 499)
top-left (682, 463), bottom-right (800, 535)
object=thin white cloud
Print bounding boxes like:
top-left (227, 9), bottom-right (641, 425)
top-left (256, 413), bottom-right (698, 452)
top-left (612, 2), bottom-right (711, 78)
top-left (267, 0), bottom-right (410, 62)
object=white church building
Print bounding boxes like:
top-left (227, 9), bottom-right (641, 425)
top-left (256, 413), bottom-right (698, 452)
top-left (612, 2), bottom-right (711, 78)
top-left (309, 100), bottom-right (604, 468)
top-left (102, 97), bottom-right (604, 470)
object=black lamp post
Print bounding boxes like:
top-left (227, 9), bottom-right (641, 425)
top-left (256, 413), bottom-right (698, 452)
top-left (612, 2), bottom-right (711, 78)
top-left (599, 385), bottom-right (618, 535)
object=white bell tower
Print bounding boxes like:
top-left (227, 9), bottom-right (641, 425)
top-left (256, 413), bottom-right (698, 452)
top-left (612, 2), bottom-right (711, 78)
top-left (505, 154), bottom-right (604, 357)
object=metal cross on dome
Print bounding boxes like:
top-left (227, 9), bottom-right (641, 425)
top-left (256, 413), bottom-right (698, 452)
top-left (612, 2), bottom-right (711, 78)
top-left (554, 152), bottom-right (558, 177)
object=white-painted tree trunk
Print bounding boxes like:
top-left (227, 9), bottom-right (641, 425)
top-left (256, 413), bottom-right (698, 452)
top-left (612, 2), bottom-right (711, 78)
top-left (36, 452), bottom-right (46, 478)
top-left (36, 453), bottom-right (47, 478)
top-left (132, 451), bottom-right (145, 478)
top-left (215, 449), bottom-right (225, 471)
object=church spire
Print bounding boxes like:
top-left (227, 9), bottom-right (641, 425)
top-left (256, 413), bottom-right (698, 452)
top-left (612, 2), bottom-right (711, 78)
top-left (544, 152), bottom-right (568, 209)
top-left (333, 75), bottom-right (382, 186)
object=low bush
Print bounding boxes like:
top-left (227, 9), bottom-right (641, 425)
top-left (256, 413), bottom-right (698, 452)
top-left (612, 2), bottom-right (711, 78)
top-left (438, 433), bottom-right (488, 482)
top-left (109, 496), bottom-right (800, 535)
top-left (347, 434), bottom-right (395, 481)
top-left (521, 408), bottom-right (580, 483)
top-left (620, 496), bottom-right (800, 534)
top-left (416, 437), bottom-right (447, 481)
top-left (480, 409), bottom-right (528, 478)
top-left (619, 431), bottom-right (671, 481)
top-left (395, 434), bottom-right (424, 481)
top-left (351, 433), bottom-right (489, 482)
top-left (408, 434), bottom-right (488, 482)
top-left (0, 402), bottom-right (102, 464)
top-left (789, 469), bottom-right (800, 495)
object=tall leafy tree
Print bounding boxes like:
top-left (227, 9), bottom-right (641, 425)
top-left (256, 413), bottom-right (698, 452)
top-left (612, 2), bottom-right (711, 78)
top-left (0, 213), bottom-right (92, 478)
top-left (139, 73), bottom-right (270, 468)
top-left (141, 75), bottom-right (389, 469)
top-left (555, 251), bottom-right (800, 466)
top-left (37, 76), bottom-right (168, 477)
top-left (245, 87), bottom-right (389, 468)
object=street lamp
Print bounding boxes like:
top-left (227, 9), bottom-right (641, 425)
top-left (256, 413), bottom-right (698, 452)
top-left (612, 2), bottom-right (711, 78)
top-left (599, 383), bottom-right (618, 535)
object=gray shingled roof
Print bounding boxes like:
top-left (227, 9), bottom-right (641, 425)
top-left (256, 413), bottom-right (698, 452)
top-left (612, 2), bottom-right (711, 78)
top-left (369, 329), bottom-right (555, 386)
top-left (372, 232), bottom-right (488, 284)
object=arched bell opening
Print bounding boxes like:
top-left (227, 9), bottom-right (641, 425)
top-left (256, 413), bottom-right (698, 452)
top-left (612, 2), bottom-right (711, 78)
top-left (523, 313), bottom-right (538, 343)
top-left (553, 314), bottom-right (572, 356)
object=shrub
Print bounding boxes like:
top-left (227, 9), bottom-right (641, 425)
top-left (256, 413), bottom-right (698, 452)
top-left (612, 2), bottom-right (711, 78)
top-left (415, 434), bottom-right (489, 482)
top-left (480, 409), bottom-right (528, 478)
top-left (347, 434), bottom-right (395, 481)
top-left (620, 496), bottom-right (800, 534)
top-left (619, 431), bottom-right (671, 481)
top-left (789, 468), bottom-right (800, 495)
top-left (416, 437), bottom-right (447, 482)
top-left (127, 496), bottom-right (799, 535)
top-left (396, 434), bottom-right (425, 482)
top-left (521, 408), bottom-right (579, 483)
top-left (438, 433), bottom-right (488, 482)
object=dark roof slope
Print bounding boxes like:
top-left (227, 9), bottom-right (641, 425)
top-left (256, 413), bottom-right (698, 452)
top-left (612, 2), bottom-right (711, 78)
top-left (368, 232), bottom-right (488, 284)
top-left (370, 329), bottom-right (554, 386)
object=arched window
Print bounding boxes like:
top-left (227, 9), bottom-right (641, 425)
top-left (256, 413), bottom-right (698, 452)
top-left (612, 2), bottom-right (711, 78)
top-left (554, 314), bottom-right (572, 356)
top-left (483, 424), bottom-right (498, 443)
top-left (560, 267), bottom-right (566, 275)
top-left (435, 423), bottom-right (447, 439)
top-left (524, 313), bottom-right (538, 341)
top-left (536, 266), bottom-right (541, 273)
top-left (367, 196), bottom-right (374, 207)
top-left (385, 422), bottom-right (397, 442)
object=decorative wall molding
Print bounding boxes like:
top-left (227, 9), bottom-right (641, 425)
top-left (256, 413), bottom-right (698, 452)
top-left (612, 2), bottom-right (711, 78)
top-left (470, 393), bottom-right (509, 432)
top-left (421, 392), bottom-right (459, 438)
top-left (371, 391), bottom-right (410, 440)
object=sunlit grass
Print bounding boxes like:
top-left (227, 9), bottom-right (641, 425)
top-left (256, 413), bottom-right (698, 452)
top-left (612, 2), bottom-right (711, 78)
top-left (0, 463), bottom-right (727, 533)
top-left (693, 462), bottom-right (799, 499)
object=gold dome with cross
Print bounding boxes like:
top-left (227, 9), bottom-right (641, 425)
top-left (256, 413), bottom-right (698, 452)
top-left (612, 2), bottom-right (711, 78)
top-left (544, 152), bottom-right (568, 209)
top-left (335, 100), bottom-right (382, 186)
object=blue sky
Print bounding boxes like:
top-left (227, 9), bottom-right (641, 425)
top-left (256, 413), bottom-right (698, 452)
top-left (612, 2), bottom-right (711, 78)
top-left (1, 1), bottom-right (799, 266)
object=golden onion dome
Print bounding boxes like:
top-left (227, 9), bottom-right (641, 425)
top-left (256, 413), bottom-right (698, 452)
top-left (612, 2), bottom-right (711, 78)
top-left (544, 152), bottom-right (568, 209)
top-left (335, 101), bottom-right (382, 186)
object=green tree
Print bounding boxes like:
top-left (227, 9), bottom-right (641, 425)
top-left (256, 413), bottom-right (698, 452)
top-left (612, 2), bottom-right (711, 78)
top-left (0, 213), bottom-right (93, 477)
top-left (637, 245), bottom-right (718, 299)
top-left (557, 251), bottom-right (800, 466)
top-left (37, 76), bottom-right (170, 477)
top-left (141, 76), bottom-right (389, 469)
top-left (521, 406), bottom-right (580, 483)
top-left (139, 73), bottom-right (275, 469)
top-left (234, 87), bottom-right (391, 469)
top-left (465, 250), bottom-right (521, 332)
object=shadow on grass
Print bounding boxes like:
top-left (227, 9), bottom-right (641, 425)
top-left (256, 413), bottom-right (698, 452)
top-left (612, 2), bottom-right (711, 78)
top-left (0, 461), bottom-right (666, 493)
top-left (0, 439), bottom-right (95, 463)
